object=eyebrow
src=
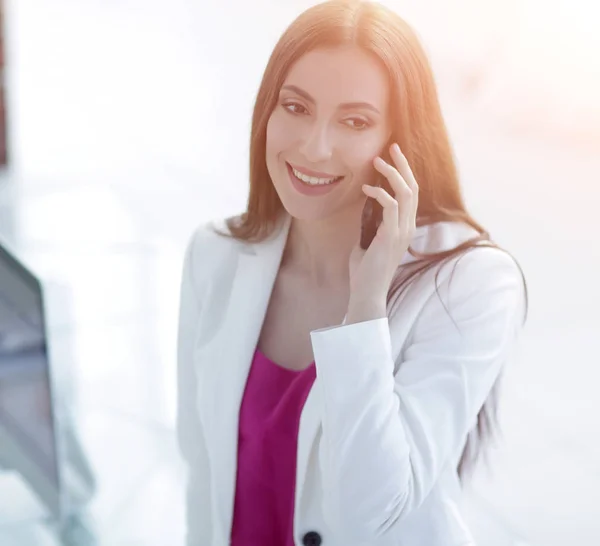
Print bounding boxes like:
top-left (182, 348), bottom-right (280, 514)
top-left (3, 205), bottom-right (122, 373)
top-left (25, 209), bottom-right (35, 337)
top-left (280, 84), bottom-right (381, 115)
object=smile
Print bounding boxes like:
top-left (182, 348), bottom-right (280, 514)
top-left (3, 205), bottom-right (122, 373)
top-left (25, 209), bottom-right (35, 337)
top-left (286, 162), bottom-right (344, 196)
top-left (290, 165), bottom-right (342, 185)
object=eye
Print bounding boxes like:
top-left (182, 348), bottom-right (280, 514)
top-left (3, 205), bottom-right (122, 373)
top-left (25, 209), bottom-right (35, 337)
top-left (282, 101), bottom-right (308, 115)
top-left (344, 118), bottom-right (371, 131)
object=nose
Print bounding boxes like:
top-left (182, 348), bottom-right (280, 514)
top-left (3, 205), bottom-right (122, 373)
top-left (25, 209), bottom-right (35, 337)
top-left (298, 123), bottom-right (333, 163)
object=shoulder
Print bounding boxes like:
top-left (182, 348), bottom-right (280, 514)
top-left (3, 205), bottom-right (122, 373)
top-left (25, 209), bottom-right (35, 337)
top-left (399, 222), bottom-right (526, 325)
top-left (440, 246), bottom-right (526, 321)
top-left (413, 220), bottom-right (524, 282)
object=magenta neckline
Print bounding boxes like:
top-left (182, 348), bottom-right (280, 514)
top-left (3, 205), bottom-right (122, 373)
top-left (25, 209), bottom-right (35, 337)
top-left (255, 348), bottom-right (315, 374)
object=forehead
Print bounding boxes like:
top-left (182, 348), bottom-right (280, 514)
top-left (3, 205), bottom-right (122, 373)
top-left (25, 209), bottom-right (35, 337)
top-left (283, 46), bottom-right (389, 108)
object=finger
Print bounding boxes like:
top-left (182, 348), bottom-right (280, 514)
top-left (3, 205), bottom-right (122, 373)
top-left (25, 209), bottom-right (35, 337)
top-left (386, 144), bottom-right (419, 224)
top-left (361, 184), bottom-right (399, 239)
top-left (389, 143), bottom-right (419, 193)
top-left (373, 156), bottom-right (412, 203)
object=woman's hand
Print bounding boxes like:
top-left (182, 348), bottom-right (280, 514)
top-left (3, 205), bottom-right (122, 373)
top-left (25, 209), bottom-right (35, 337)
top-left (347, 143), bottom-right (419, 319)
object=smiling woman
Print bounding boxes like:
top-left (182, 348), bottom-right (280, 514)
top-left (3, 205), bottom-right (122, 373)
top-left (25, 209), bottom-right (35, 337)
top-left (177, 2), bottom-right (528, 546)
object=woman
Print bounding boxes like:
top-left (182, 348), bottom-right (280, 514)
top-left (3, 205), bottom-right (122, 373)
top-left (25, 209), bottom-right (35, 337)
top-left (177, 1), bottom-right (528, 545)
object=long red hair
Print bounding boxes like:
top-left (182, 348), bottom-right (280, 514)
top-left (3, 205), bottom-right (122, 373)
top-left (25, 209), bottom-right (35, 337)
top-left (212, 0), bottom-right (527, 480)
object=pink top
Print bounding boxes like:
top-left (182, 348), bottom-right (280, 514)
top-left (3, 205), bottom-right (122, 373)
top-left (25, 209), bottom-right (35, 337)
top-left (230, 347), bottom-right (317, 546)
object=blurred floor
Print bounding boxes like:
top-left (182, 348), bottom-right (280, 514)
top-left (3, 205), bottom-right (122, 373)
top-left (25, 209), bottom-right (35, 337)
top-left (0, 0), bottom-right (598, 544)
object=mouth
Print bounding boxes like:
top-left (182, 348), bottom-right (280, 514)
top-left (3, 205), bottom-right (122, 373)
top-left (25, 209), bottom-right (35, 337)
top-left (286, 162), bottom-right (344, 186)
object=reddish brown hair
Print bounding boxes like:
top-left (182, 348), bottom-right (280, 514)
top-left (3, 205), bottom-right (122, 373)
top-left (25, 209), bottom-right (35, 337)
top-left (212, 0), bottom-right (527, 480)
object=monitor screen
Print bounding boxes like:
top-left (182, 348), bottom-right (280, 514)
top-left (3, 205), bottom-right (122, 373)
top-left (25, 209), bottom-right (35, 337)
top-left (0, 242), bottom-right (62, 519)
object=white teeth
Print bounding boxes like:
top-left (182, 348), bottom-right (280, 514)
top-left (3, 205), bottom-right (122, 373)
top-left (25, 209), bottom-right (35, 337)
top-left (292, 166), bottom-right (339, 185)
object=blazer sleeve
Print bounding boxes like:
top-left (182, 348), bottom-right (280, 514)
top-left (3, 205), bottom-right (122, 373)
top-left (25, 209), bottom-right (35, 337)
top-left (309, 246), bottom-right (526, 543)
top-left (176, 227), bottom-right (212, 545)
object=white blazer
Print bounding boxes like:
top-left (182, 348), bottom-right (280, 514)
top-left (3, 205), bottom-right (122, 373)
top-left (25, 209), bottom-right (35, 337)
top-left (176, 211), bottom-right (526, 546)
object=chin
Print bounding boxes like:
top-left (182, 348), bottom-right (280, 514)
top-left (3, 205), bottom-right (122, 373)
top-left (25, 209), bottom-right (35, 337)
top-left (278, 191), bottom-right (364, 226)
top-left (278, 198), bottom-right (334, 222)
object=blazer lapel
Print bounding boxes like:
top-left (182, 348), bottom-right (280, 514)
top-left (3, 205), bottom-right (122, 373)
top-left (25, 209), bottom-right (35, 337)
top-left (195, 211), bottom-right (343, 539)
top-left (195, 212), bottom-right (320, 537)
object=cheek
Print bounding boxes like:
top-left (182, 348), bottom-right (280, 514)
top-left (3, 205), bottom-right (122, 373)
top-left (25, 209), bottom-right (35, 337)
top-left (344, 141), bottom-right (382, 185)
top-left (266, 109), bottom-right (295, 157)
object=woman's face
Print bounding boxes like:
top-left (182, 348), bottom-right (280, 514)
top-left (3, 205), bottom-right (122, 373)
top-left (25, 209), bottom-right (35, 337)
top-left (266, 46), bottom-right (392, 222)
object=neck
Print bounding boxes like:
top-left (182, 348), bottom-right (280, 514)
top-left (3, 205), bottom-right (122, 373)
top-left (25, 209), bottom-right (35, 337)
top-left (281, 204), bottom-right (362, 288)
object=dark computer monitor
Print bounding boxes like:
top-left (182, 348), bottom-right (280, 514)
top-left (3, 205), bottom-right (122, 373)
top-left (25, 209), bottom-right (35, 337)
top-left (0, 239), bottom-right (64, 521)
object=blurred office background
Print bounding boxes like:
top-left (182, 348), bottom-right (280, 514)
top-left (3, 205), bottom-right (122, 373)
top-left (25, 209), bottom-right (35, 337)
top-left (0, 0), bottom-right (598, 544)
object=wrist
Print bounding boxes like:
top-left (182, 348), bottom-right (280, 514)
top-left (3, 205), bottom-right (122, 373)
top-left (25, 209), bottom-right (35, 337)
top-left (345, 297), bottom-right (387, 325)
